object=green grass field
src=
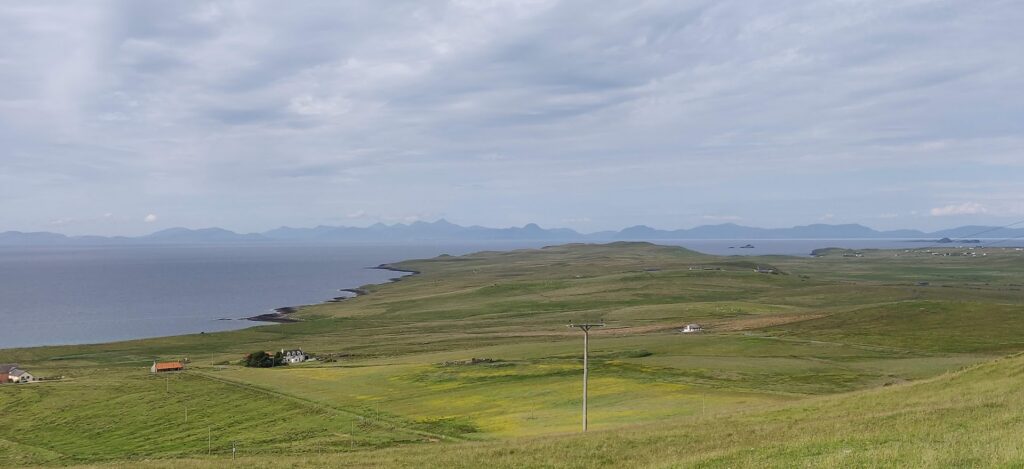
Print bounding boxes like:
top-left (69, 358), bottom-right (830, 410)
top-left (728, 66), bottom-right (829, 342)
top-left (53, 352), bottom-right (1024, 468)
top-left (2, 242), bottom-right (1023, 467)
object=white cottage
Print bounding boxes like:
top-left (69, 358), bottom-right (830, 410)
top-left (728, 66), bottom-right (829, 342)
top-left (681, 324), bottom-right (703, 333)
top-left (281, 349), bottom-right (308, 364)
top-left (9, 369), bottom-right (34, 383)
top-left (1, 364), bottom-right (34, 383)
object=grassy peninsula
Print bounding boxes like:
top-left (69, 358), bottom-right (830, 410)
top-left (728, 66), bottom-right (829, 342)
top-left (3, 242), bottom-right (1024, 467)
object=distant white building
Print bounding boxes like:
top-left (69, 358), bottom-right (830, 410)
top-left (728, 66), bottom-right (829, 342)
top-left (680, 324), bottom-right (703, 333)
top-left (1, 364), bottom-right (34, 383)
top-left (9, 369), bottom-right (34, 383)
top-left (281, 349), bottom-right (308, 364)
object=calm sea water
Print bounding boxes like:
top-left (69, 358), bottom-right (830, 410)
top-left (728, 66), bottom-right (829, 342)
top-left (0, 239), bottom-right (966, 349)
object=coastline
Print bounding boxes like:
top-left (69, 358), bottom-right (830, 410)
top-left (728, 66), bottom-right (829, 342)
top-left (244, 264), bottom-right (421, 323)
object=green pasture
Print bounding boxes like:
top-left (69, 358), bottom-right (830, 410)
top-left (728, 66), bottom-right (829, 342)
top-left (52, 352), bottom-right (1024, 468)
top-left (0, 368), bottom-right (427, 466)
top-left (2, 242), bottom-right (1023, 466)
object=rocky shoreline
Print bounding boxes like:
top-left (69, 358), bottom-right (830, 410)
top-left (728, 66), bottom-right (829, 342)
top-left (244, 264), bottom-right (420, 323)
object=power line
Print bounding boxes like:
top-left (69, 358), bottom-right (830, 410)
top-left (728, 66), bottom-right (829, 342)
top-left (978, 231), bottom-right (1024, 248)
top-left (956, 219), bottom-right (1024, 240)
top-left (912, 218), bottom-right (1024, 252)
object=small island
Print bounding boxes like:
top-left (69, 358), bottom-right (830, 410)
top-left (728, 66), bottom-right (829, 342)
top-left (911, 237), bottom-right (981, 244)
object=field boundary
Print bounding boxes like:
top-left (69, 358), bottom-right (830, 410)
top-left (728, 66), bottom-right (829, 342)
top-left (190, 370), bottom-right (466, 442)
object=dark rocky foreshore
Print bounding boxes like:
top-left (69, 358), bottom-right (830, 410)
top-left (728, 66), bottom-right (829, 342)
top-left (245, 306), bottom-right (300, 323)
top-left (245, 263), bottom-right (420, 323)
top-left (374, 264), bottom-right (421, 276)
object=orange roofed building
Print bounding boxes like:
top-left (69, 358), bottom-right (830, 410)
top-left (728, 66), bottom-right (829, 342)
top-left (150, 361), bottom-right (184, 373)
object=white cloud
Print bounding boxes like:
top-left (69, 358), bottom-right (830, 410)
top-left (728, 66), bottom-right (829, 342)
top-left (930, 202), bottom-right (988, 216)
top-left (144, 214), bottom-right (158, 223)
top-left (2, 1), bottom-right (1023, 234)
top-left (288, 94), bottom-right (352, 117)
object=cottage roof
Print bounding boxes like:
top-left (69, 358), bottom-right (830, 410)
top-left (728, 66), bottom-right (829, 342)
top-left (9, 369), bottom-right (30, 377)
top-left (0, 364), bottom-right (18, 374)
top-left (154, 361), bottom-right (183, 371)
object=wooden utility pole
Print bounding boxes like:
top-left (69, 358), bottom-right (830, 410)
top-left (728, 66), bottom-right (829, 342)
top-left (568, 322), bottom-right (604, 432)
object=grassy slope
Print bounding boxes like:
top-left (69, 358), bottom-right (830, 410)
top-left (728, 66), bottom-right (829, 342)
top-left (3, 242), bottom-right (1024, 466)
top-left (0, 368), bottom-right (432, 467)
top-left (61, 352), bottom-right (1024, 468)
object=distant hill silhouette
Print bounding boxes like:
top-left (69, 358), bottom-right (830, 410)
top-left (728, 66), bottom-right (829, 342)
top-left (2, 220), bottom-right (1023, 245)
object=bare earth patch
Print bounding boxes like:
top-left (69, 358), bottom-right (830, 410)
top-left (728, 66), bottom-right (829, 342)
top-left (711, 313), bottom-right (828, 331)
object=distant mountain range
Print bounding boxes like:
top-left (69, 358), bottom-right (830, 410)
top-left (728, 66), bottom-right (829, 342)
top-left (2, 220), bottom-right (1023, 245)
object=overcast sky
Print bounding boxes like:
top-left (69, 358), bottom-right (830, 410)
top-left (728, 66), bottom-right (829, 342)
top-left (1, 0), bottom-right (1022, 235)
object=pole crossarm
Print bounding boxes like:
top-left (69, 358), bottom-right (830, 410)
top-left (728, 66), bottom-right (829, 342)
top-left (567, 323), bottom-right (605, 331)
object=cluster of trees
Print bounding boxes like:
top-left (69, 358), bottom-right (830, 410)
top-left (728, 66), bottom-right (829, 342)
top-left (243, 350), bottom-right (284, 368)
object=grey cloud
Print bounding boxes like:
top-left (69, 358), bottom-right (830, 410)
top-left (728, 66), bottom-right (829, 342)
top-left (1, 0), bottom-right (1022, 235)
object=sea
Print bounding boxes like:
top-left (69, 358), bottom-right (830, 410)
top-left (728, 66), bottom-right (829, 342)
top-left (0, 238), bottom-right (1004, 349)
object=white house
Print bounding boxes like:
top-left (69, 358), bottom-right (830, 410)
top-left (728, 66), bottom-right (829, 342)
top-left (1, 364), bottom-right (34, 383)
top-left (9, 369), bottom-right (34, 383)
top-left (281, 349), bottom-right (308, 364)
top-left (681, 324), bottom-right (703, 333)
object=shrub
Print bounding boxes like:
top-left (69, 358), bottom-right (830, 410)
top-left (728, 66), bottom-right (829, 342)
top-left (243, 350), bottom-right (284, 368)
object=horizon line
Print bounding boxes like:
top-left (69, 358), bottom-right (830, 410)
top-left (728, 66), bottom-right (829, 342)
top-left (4, 219), bottom-right (1024, 239)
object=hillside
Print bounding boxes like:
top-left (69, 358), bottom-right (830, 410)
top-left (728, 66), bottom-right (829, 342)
top-left (54, 352), bottom-right (1024, 468)
top-left (3, 242), bottom-right (1024, 467)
